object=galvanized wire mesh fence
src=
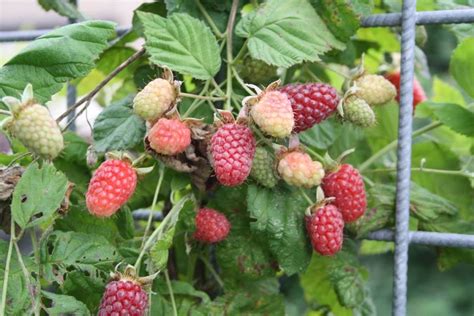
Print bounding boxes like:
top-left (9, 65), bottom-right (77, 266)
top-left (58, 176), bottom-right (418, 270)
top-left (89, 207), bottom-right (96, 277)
top-left (1, 1), bottom-right (474, 315)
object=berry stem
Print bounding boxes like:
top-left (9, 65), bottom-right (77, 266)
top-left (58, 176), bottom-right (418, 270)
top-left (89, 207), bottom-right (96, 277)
top-left (200, 255), bottom-right (224, 289)
top-left (29, 230), bottom-right (42, 316)
top-left (365, 167), bottom-right (474, 178)
top-left (56, 48), bottom-right (146, 123)
top-left (179, 92), bottom-right (227, 101)
top-left (224, 0), bottom-right (240, 111)
top-left (164, 270), bottom-right (178, 316)
top-left (0, 220), bottom-right (15, 315)
top-left (233, 40), bottom-right (248, 65)
top-left (0, 109), bottom-right (11, 116)
top-left (358, 121), bottom-right (443, 172)
top-left (139, 164), bottom-right (165, 251)
top-left (134, 195), bottom-right (191, 272)
top-left (182, 80), bottom-right (211, 118)
top-left (231, 67), bottom-right (256, 95)
top-left (300, 189), bottom-right (314, 206)
top-left (303, 145), bottom-right (325, 163)
top-left (195, 0), bottom-right (225, 38)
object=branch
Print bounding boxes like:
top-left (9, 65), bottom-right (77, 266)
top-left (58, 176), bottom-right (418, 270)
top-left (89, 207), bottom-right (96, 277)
top-left (224, 0), bottom-right (240, 110)
top-left (56, 48), bottom-right (146, 123)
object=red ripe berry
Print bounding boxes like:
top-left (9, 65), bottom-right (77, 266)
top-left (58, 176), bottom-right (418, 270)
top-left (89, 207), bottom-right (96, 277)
top-left (98, 279), bottom-right (148, 316)
top-left (210, 123), bottom-right (256, 186)
top-left (305, 204), bottom-right (344, 256)
top-left (385, 71), bottom-right (427, 109)
top-left (194, 208), bottom-right (231, 243)
top-left (322, 164), bottom-right (367, 223)
top-left (148, 118), bottom-right (191, 155)
top-left (279, 83), bottom-right (340, 133)
top-left (86, 159), bottom-right (137, 217)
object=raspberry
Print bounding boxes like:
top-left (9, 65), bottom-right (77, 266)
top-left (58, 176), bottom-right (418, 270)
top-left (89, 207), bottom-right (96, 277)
top-left (250, 91), bottom-right (294, 138)
top-left (98, 279), bottom-right (148, 316)
top-left (343, 96), bottom-right (376, 128)
top-left (305, 204), bottom-right (344, 256)
top-left (210, 123), bottom-right (256, 186)
top-left (354, 74), bottom-right (397, 106)
top-left (133, 78), bottom-right (176, 121)
top-left (235, 56), bottom-right (278, 84)
top-left (277, 151), bottom-right (325, 188)
top-left (148, 118), bottom-right (191, 155)
top-left (194, 207), bottom-right (231, 243)
top-left (322, 164), bottom-right (367, 222)
top-left (86, 159), bottom-right (137, 217)
top-left (385, 71), bottom-right (427, 109)
top-left (3, 86), bottom-right (64, 160)
top-left (250, 147), bottom-right (279, 188)
top-left (279, 83), bottom-right (340, 133)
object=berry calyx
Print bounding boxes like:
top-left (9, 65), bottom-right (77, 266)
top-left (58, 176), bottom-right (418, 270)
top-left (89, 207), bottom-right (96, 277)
top-left (148, 118), bottom-right (191, 155)
top-left (385, 71), bottom-right (427, 109)
top-left (277, 150), bottom-right (325, 188)
top-left (98, 266), bottom-right (150, 316)
top-left (250, 147), bottom-right (279, 188)
top-left (250, 90), bottom-right (294, 138)
top-left (133, 78), bottom-right (177, 121)
top-left (194, 207), bottom-right (231, 243)
top-left (322, 164), bottom-right (367, 222)
top-left (354, 74), bottom-right (397, 106)
top-left (86, 159), bottom-right (137, 217)
top-left (210, 120), bottom-right (256, 187)
top-left (305, 203), bottom-right (344, 256)
top-left (342, 96), bottom-right (376, 128)
top-left (279, 83), bottom-right (340, 133)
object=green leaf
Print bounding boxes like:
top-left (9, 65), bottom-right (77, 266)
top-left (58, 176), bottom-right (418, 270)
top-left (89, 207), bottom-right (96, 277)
top-left (0, 21), bottom-right (116, 104)
top-left (62, 271), bottom-right (105, 313)
top-left (301, 246), bottom-right (375, 314)
top-left (54, 206), bottom-right (124, 245)
top-left (299, 119), bottom-right (341, 150)
top-left (235, 0), bottom-right (344, 68)
top-left (42, 291), bottom-right (91, 316)
top-left (216, 213), bottom-right (276, 284)
top-left (427, 103), bottom-right (474, 137)
top-left (310, 0), bottom-right (371, 42)
top-left (247, 184), bottom-right (312, 275)
top-left (150, 228), bottom-right (175, 271)
top-left (450, 37), bottom-right (474, 98)
top-left (0, 240), bottom-right (34, 315)
top-left (41, 231), bottom-right (120, 282)
top-left (11, 163), bottom-right (68, 228)
top-left (138, 12), bottom-right (221, 79)
top-left (93, 95), bottom-right (146, 153)
top-left (211, 290), bottom-right (285, 315)
top-left (38, 0), bottom-right (84, 19)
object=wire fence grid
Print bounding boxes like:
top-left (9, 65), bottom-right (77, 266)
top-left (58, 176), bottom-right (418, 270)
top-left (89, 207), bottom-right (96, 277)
top-left (1, 2), bottom-right (474, 315)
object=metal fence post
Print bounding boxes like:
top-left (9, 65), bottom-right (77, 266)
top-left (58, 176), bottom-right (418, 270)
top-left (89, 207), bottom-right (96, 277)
top-left (393, 0), bottom-right (417, 315)
top-left (66, 0), bottom-right (78, 131)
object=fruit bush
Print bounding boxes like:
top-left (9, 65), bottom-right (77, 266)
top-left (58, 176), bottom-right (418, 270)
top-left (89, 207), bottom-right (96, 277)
top-left (1, 0), bottom-right (474, 315)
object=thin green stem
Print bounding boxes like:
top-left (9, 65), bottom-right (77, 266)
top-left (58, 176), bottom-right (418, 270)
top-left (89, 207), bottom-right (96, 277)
top-left (0, 221), bottom-right (15, 315)
top-left (200, 255), bottom-right (224, 289)
top-left (319, 63), bottom-right (350, 79)
top-left (29, 230), bottom-right (41, 316)
top-left (0, 109), bottom-right (11, 116)
top-left (211, 78), bottom-right (226, 96)
top-left (7, 152), bottom-right (32, 167)
top-left (232, 67), bottom-right (255, 95)
top-left (182, 81), bottom-right (210, 118)
top-left (195, 0), bottom-right (224, 38)
top-left (225, 0), bottom-right (240, 110)
top-left (180, 92), bottom-right (227, 101)
top-left (365, 167), bottom-right (474, 178)
top-left (303, 146), bottom-right (325, 162)
top-left (164, 270), bottom-right (178, 316)
top-left (233, 41), bottom-right (248, 64)
top-left (358, 121), bottom-right (443, 172)
top-left (13, 239), bottom-right (36, 312)
top-left (185, 252), bottom-right (197, 283)
top-left (299, 189), bottom-right (314, 206)
top-left (134, 195), bottom-right (191, 271)
top-left (139, 165), bottom-right (165, 251)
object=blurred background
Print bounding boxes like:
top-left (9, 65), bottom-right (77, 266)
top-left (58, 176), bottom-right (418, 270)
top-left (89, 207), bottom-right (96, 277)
top-left (1, 1), bottom-right (473, 315)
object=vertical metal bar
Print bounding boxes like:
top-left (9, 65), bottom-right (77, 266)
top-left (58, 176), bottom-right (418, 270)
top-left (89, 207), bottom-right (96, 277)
top-left (393, 0), bottom-right (417, 315)
top-left (66, 0), bottom-right (78, 131)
